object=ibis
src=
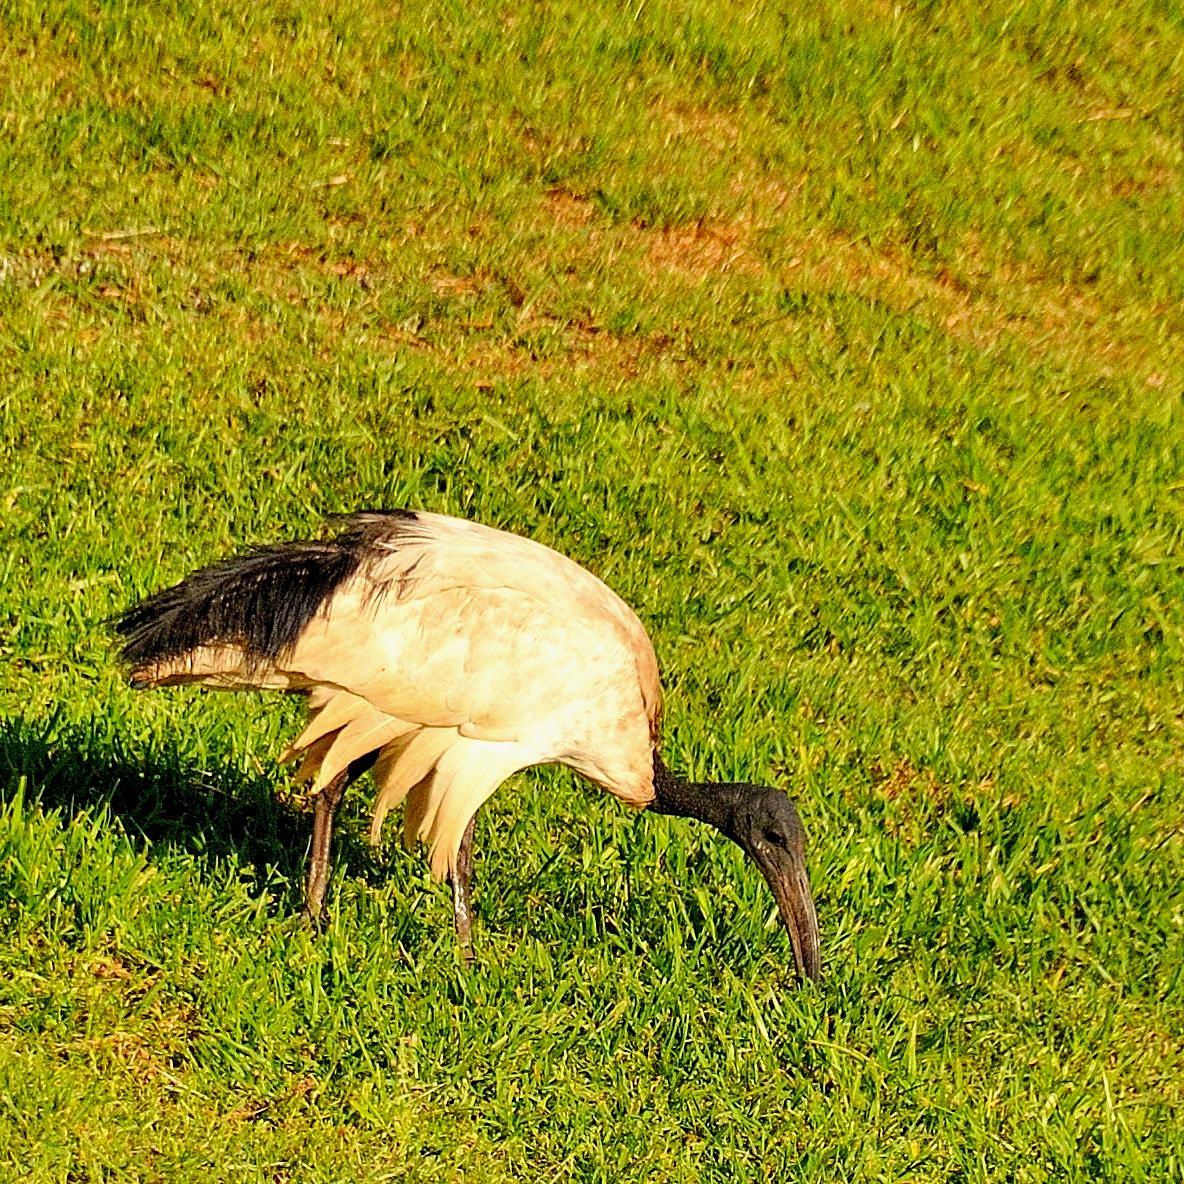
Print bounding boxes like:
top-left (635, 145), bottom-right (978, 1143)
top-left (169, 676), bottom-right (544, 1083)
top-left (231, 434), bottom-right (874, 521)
top-left (116, 510), bottom-right (821, 980)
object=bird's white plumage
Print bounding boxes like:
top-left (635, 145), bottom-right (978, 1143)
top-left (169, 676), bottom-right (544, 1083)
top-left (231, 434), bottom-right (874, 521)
top-left (132, 511), bottom-right (663, 878)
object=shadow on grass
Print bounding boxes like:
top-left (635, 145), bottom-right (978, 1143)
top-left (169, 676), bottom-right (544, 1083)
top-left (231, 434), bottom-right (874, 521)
top-left (0, 715), bottom-right (766, 967)
top-left (0, 713), bottom-right (396, 918)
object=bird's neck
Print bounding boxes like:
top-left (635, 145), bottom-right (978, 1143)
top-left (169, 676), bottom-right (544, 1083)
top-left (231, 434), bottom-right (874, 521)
top-left (649, 752), bottom-right (741, 837)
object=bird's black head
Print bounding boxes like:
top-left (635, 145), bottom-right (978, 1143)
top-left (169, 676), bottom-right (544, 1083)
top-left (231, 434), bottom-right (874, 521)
top-left (726, 786), bottom-right (821, 982)
top-left (650, 756), bottom-right (821, 982)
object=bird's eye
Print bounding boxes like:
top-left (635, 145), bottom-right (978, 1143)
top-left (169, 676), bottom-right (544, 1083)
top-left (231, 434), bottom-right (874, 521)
top-left (763, 829), bottom-right (787, 849)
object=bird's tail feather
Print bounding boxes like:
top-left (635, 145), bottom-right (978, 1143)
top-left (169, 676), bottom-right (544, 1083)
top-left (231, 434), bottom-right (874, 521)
top-left (415, 741), bottom-right (528, 879)
top-left (368, 729), bottom-right (524, 880)
top-left (307, 711), bottom-right (415, 793)
top-left (283, 693), bottom-right (475, 873)
top-left (279, 690), bottom-right (373, 763)
top-left (368, 728), bottom-right (459, 845)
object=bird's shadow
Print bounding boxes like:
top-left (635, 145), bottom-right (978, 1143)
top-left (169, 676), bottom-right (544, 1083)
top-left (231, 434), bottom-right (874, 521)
top-left (0, 714), bottom-right (396, 920)
top-left (0, 717), bottom-right (764, 968)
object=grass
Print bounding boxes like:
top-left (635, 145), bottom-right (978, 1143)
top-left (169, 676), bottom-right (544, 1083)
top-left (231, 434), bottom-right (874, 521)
top-left (1, 0), bottom-right (1183, 1178)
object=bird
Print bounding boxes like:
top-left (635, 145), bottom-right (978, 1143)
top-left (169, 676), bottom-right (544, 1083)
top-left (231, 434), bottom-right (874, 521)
top-left (116, 509), bottom-right (821, 980)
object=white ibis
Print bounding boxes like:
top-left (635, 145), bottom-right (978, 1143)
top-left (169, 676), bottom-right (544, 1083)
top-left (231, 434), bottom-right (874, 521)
top-left (116, 510), bottom-right (821, 980)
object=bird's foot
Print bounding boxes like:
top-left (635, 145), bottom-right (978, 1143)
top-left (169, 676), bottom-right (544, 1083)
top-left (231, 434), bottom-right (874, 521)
top-left (299, 903), bottom-right (329, 931)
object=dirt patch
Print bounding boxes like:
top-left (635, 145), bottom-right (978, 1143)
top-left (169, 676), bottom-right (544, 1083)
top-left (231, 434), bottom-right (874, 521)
top-left (870, 757), bottom-right (959, 843)
top-left (642, 219), bottom-right (754, 279)
top-left (429, 269), bottom-right (483, 297)
top-left (543, 186), bottom-right (596, 229)
top-left (1108, 164), bottom-right (1173, 199)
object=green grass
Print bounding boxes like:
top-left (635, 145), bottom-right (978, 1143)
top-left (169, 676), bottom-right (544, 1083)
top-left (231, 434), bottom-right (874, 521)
top-left (2, 0), bottom-right (1183, 1178)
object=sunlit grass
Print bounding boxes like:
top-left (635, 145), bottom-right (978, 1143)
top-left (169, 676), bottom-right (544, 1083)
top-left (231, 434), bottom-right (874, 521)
top-left (1, 0), bottom-right (1182, 1179)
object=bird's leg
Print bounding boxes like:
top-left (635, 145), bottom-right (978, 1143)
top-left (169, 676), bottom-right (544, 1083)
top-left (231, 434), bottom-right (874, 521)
top-left (300, 751), bottom-right (378, 927)
top-left (450, 814), bottom-right (477, 965)
top-left (302, 769), bottom-right (349, 927)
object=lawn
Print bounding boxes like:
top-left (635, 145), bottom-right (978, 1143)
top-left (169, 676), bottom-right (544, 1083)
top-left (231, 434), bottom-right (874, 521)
top-left (1, 0), bottom-right (1182, 1179)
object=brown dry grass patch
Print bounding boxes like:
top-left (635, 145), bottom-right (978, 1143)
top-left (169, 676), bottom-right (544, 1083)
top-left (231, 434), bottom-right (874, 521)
top-left (446, 315), bottom-right (684, 389)
top-left (533, 173), bottom-right (1179, 385)
top-left (776, 226), bottom-right (1181, 384)
top-left (642, 219), bottom-right (754, 278)
top-left (16, 182), bottom-right (1180, 397)
top-left (871, 757), bottom-right (949, 807)
top-left (543, 187), bottom-right (596, 229)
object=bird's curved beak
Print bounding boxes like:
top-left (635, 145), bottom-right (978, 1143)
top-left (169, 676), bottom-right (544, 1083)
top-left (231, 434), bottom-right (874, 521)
top-left (752, 847), bottom-right (821, 982)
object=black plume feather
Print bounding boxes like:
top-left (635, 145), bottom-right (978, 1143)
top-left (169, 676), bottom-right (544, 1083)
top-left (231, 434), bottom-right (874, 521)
top-left (116, 510), bottom-right (419, 670)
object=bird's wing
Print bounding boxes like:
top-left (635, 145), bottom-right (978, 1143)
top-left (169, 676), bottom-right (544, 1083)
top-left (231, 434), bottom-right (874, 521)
top-left (361, 511), bottom-right (661, 732)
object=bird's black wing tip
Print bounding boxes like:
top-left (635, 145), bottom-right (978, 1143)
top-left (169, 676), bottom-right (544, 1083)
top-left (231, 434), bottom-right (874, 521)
top-left (329, 508), bottom-right (427, 548)
top-left (326, 507), bottom-right (417, 525)
top-left (110, 510), bottom-right (428, 675)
